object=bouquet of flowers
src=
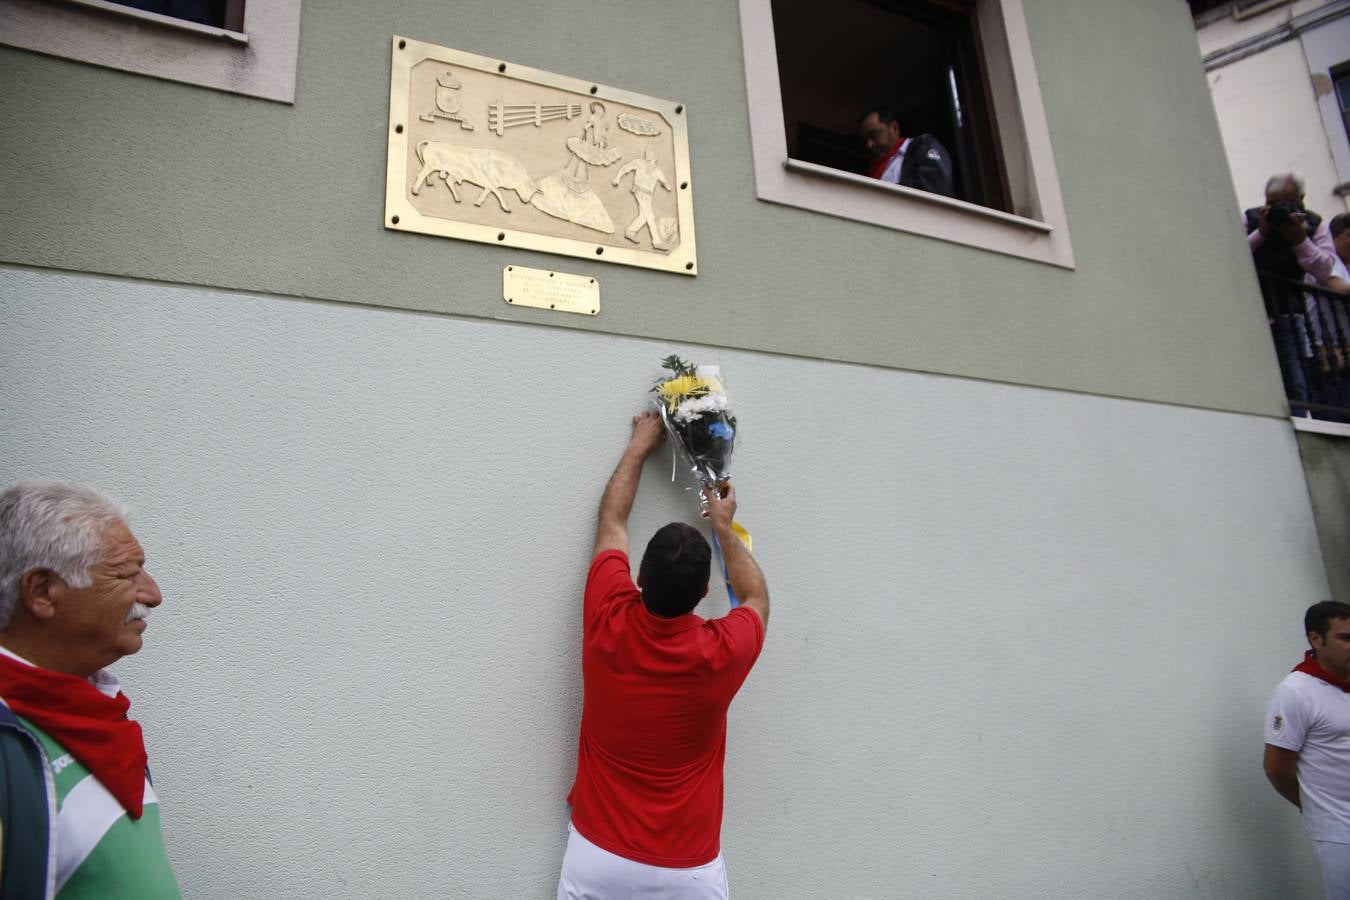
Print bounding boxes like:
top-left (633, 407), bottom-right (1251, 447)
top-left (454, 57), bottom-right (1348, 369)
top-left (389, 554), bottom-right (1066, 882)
top-left (651, 354), bottom-right (751, 606)
top-left (650, 350), bottom-right (750, 604)
top-left (651, 354), bottom-right (736, 498)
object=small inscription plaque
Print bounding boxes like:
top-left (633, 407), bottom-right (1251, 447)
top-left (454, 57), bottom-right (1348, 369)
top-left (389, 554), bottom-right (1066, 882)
top-left (503, 265), bottom-right (599, 316)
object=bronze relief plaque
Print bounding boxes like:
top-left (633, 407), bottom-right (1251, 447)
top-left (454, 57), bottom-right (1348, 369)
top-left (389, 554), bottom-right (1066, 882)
top-left (385, 37), bottom-right (697, 275)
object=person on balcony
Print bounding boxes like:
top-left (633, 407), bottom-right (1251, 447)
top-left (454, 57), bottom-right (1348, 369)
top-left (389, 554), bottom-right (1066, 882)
top-left (858, 107), bottom-right (954, 198)
top-left (1245, 174), bottom-right (1346, 413)
top-left (1245, 173), bottom-right (1340, 286)
top-left (1331, 214), bottom-right (1350, 292)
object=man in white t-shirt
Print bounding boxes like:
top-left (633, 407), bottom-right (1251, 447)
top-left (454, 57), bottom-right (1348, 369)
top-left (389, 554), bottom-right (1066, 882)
top-left (1265, 600), bottom-right (1350, 898)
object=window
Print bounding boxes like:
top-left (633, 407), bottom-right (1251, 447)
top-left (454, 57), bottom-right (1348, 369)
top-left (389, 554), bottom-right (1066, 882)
top-left (1336, 64), bottom-right (1350, 149)
top-left (739, 0), bottom-right (1075, 268)
top-left (0, 0), bottom-right (300, 103)
top-left (109, 0), bottom-right (246, 33)
top-left (772, 0), bottom-right (1009, 211)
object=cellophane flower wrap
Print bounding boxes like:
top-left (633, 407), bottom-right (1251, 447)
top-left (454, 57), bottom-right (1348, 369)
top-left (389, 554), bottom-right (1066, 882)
top-left (651, 355), bottom-right (736, 505)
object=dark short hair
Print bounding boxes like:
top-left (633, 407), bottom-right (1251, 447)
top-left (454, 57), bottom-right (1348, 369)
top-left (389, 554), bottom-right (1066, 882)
top-left (638, 523), bottom-right (711, 618)
top-left (859, 106), bottom-right (901, 129)
top-left (1330, 213), bottom-right (1350, 240)
top-left (1305, 600), bottom-right (1350, 647)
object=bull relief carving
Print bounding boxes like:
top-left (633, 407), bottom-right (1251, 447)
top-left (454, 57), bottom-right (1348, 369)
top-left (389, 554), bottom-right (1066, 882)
top-left (411, 142), bottom-right (536, 213)
top-left (385, 37), bottom-right (698, 276)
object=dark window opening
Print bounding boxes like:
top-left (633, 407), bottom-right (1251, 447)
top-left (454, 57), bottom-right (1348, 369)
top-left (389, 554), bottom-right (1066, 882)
top-left (1334, 63), bottom-right (1350, 148)
top-left (108, 0), bottom-right (245, 31)
top-left (771, 0), bottom-right (1010, 212)
top-left (1186, 0), bottom-right (1231, 16)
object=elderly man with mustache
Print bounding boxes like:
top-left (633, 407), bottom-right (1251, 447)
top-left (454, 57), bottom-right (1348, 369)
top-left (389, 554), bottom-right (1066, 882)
top-left (0, 481), bottom-right (180, 899)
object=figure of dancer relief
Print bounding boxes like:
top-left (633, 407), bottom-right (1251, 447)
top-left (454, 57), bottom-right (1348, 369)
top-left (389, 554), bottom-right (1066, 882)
top-left (530, 101), bottom-right (624, 233)
top-left (612, 147), bottom-right (674, 251)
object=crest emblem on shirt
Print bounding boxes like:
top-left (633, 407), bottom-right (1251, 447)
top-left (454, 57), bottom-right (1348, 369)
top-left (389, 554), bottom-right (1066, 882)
top-left (927, 149), bottom-right (942, 162)
top-left (1273, 715), bottom-right (1284, 733)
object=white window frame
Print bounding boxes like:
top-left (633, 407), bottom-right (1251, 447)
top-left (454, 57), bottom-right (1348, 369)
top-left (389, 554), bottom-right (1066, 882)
top-left (0, 0), bottom-right (301, 104)
top-left (739, 0), bottom-right (1074, 269)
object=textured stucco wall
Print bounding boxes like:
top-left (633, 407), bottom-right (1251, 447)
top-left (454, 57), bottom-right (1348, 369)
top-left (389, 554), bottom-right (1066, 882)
top-left (0, 0), bottom-right (1286, 417)
top-left (0, 267), bottom-right (1331, 898)
top-left (1297, 430), bottom-right (1350, 603)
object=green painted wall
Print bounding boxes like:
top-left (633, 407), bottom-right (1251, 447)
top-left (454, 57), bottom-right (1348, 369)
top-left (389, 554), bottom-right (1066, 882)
top-left (1297, 431), bottom-right (1350, 602)
top-left (0, 0), bottom-right (1286, 416)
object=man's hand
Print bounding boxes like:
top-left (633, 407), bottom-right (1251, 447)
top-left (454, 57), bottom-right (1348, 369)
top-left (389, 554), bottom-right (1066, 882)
top-left (1278, 215), bottom-right (1309, 246)
top-left (629, 410), bottom-right (666, 457)
top-left (1257, 206), bottom-right (1272, 238)
top-left (702, 482), bottom-right (737, 529)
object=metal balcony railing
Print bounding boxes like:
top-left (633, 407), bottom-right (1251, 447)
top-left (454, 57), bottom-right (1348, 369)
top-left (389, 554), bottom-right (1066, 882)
top-left (1259, 273), bottom-right (1350, 421)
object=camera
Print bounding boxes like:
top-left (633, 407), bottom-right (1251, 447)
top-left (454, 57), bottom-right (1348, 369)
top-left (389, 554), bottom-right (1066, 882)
top-left (1267, 200), bottom-right (1307, 227)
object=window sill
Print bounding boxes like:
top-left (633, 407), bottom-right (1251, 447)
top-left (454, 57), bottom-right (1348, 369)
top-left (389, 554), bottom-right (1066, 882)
top-left (0, 0), bottom-right (299, 102)
top-left (1291, 417), bottom-right (1350, 438)
top-left (56, 0), bottom-right (248, 45)
top-left (783, 158), bottom-right (1053, 235)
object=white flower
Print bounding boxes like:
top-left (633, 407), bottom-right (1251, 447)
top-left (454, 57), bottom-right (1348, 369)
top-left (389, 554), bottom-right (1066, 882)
top-left (673, 392), bottom-right (728, 423)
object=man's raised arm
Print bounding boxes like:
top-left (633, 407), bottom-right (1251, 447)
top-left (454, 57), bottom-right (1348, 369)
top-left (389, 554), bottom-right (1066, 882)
top-left (703, 484), bottom-right (770, 630)
top-left (593, 412), bottom-right (666, 558)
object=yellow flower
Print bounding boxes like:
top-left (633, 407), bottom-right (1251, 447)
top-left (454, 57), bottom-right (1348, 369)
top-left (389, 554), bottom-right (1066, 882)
top-left (657, 375), bottom-right (720, 411)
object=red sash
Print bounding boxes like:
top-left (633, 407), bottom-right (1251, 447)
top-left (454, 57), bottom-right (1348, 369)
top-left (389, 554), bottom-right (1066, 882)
top-left (1293, 649), bottom-right (1350, 693)
top-left (867, 138), bottom-right (906, 180)
top-left (0, 653), bottom-right (147, 818)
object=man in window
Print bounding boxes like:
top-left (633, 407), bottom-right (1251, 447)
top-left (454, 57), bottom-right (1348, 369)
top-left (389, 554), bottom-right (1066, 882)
top-left (1264, 601), bottom-right (1350, 899)
top-left (557, 412), bottom-right (769, 899)
top-left (858, 106), bottom-right (954, 198)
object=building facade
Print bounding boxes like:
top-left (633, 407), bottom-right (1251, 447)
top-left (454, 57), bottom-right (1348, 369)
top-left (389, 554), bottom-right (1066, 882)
top-left (0, 0), bottom-right (1337, 896)
top-left (1195, 0), bottom-right (1350, 602)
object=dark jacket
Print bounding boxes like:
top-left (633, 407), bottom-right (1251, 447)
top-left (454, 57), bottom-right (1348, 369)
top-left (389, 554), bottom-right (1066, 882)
top-left (0, 699), bottom-right (55, 900)
top-left (897, 133), bottom-right (954, 198)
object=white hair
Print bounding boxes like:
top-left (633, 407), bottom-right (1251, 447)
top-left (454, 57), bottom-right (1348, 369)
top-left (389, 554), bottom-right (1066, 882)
top-left (1265, 172), bottom-right (1305, 196)
top-left (0, 481), bottom-right (129, 628)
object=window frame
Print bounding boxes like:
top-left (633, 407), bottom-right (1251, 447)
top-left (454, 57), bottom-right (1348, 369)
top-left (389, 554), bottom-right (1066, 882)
top-left (1333, 62), bottom-right (1350, 186)
top-left (0, 0), bottom-right (300, 104)
top-left (60, 0), bottom-right (249, 43)
top-left (739, 0), bottom-right (1075, 269)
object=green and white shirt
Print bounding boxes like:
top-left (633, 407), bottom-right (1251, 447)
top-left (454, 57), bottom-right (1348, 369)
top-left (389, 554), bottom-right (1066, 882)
top-left (0, 646), bottom-right (180, 900)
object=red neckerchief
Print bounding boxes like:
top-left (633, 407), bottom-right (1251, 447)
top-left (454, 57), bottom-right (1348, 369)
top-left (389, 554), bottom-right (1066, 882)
top-left (867, 137), bottom-right (907, 180)
top-left (1293, 650), bottom-right (1350, 693)
top-left (0, 653), bottom-right (147, 818)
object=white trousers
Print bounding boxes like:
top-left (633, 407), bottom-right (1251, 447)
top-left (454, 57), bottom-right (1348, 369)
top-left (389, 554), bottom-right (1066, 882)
top-left (557, 823), bottom-right (730, 900)
top-left (1315, 840), bottom-right (1350, 900)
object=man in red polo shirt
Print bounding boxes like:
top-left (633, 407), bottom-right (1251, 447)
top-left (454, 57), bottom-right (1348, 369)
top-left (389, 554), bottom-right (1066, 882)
top-left (558, 411), bottom-right (769, 899)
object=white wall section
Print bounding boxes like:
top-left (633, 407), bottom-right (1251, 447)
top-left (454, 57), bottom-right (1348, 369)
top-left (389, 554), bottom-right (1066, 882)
top-left (0, 267), bottom-right (1331, 898)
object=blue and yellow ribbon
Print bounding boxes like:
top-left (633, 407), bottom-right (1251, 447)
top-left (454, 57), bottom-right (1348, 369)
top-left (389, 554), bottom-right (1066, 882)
top-left (710, 521), bottom-right (752, 608)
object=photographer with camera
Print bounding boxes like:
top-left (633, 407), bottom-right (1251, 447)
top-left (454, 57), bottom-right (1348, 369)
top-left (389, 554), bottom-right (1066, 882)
top-left (1245, 173), bottom-right (1340, 285)
top-left (1245, 173), bottom-right (1347, 413)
